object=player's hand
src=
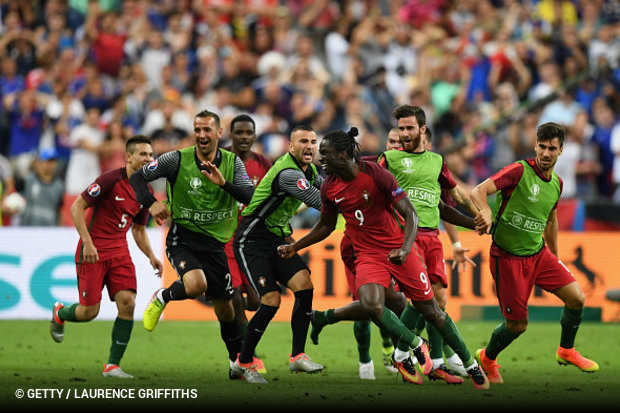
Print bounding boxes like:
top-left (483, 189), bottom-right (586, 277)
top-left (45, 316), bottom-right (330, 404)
top-left (388, 248), bottom-right (409, 265)
top-left (201, 161), bottom-right (225, 186)
top-left (452, 244), bottom-right (476, 271)
top-left (82, 242), bottom-right (99, 264)
top-left (149, 201), bottom-right (170, 223)
top-left (150, 257), bottom-right (164, 277)
top-left (474, 208), bottom-right (492, 234)
top-left (277, 244), bottom-right (296, 259)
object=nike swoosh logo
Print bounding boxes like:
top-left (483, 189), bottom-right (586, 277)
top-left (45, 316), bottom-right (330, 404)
top-left (115, 341), bottom-right (128, 346)
top-left (424, 289), bottom-right (431, 295)
top-left (335, 197), bottom-right (345, 203)
top-left (115, 196), bottom-right (125, 201)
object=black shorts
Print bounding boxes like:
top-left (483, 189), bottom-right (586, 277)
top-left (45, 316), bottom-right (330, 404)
top-left (233, 217), bottom-right (309, 297)
top-left (166, 222), bottom-right (234, 300)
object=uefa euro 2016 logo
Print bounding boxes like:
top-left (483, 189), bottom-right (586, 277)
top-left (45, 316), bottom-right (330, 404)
top-left (528, 183), bottom-right (540, 202)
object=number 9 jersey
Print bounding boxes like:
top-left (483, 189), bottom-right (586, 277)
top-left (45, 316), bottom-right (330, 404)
top-left (75, 168), bottom-right (151, 263)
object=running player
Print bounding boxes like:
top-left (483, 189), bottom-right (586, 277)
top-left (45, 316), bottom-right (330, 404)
top-left (470, 122), bottom-right (599, 383)
top-left (50, 135), bottom-right (163, 378)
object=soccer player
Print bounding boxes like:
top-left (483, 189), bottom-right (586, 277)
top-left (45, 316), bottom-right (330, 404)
top-left (278, 128), bottom-right (490, 389)
top-left (130, 110), bottom-right (255, 378)
top-left (230, 125), bottom-right (324, 383)
top-left (470, 122), bottom-right (599, 383)
top-left (378, 105), bottom-right (478, 383)
top-left (49, 135), bottom-right (163, 378)
top-left (225, 114), bottom-right (272, 373)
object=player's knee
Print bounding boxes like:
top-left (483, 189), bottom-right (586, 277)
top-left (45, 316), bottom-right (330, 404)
top-left (506, 319), bottom-right (528, 335)
top-left (82, 305), bottom-right (100, 321)
top-left (363, 303), bottom-right (384, 324)
top-left (245, 294), bottom-right (260, 311)
top-left (260, 291), bottom-right (281, 308)
top-left (565, 290), bottom-right (586, 310)
top-left (185, 279), bottom-right (207, 297)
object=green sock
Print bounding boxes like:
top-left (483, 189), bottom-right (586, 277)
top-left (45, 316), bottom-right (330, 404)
top-left (560, 306), bottom-right (583, 349)
top-left (315, 309), bottom-right (336, 327)
top-left (380, 308), bottom-right (420, 352)
top-left (443, 343), bottom-right (456, 358)
top-left (353, 321), bottom-right (372, 363)
top-left (399, 304), bottom-right (425, 334)
top-left (436, 313), bottom-right (474, 367)
top-left (379, 326), bottom-right (393, 349)
top-left (414, 316), bottom-right (427, 336)
top-left (108, 317), bottom-right (133, 366)
top-left (485, 322), bottom-right (520, 360)
top-left (58, 303), bottom-right (79, 322)
top-left (427, 322), bottom-right (444, 360)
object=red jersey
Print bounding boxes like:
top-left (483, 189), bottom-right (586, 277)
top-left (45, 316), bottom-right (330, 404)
top-left (75, 168), bottom-right (150, 262)
top-left (321, 161), bottom-right (407, 255)
top-left (224, 148), bottom-right (272, 215)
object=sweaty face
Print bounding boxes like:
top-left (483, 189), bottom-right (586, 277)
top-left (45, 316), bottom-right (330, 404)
top-left (289, 130), bottom-right (317, 166)
top-left (535, 138), bottom-right (563, 171)
top-left (231, 121), bottom-right (256, 153)
top-left (194, 116), bottom-right (221, 158)
top-left (397, 116), bottom-right (425, 152)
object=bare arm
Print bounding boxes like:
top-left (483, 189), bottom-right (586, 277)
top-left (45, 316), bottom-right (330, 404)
top-left (277, 209), bottom-right (338, 259)
top-left (387, 197), bottom-right (418, 265)
top-left (543, 208), bottom-right (558, 256)
top-left (438, 198), bottom-right (475, 230)
top-left (70, 196), bottom-right (98, 263)
top-left (131, 223), bottom-right (163, 276)
top-left (448, 184), bottom-right (478, 216)
top-left (443, 220), bottom-right (476, 270)
top-left (470, 178), bottom-right (499, 234)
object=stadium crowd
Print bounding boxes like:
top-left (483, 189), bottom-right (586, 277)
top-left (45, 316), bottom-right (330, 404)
top-left (0, 0), bottom-right (619, 227)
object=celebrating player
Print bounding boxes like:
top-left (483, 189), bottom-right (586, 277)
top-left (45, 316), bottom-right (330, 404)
top-left (225, 114), bottom-right (272, 373)
top-left (230, 125), bottom-right (324, 383)
top-left (470, 122), bottom-right (599, 383)
top-left (50, 135), bottom-right (163, 378)
top-left (278, 128), bottom-right (490, 389)
top-left (130, 110), bottom-right (255, 378)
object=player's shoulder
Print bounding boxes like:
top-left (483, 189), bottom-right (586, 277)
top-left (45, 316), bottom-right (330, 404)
top-left (251, 151), bottom-right (273, 168)
top-left (97, 168), bottom-right (125, 185)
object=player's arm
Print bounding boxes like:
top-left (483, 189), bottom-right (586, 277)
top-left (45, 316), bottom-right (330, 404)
top-left (388, 196), bottom-right (418, 265)
top-left (201, 156), bottom-right (255, 204)
top-left (70, 195), bottom-right (98, 263)
top-left (543, 208), bottom-right (559, 257)
top-left (278, 209), bottom-right (338, 259)
top-left (438, 198), bottom-right (475, 230)
top-left (469, 178), bottom-right (498, 234)
top-left (443, 220), bottom-right (476, 270)
top-left (131, 223), bottom-right (164, 277)
top-left (130, 151), bottom-right (180, 223)
top-left (278, 169), bottom-right (322, 210)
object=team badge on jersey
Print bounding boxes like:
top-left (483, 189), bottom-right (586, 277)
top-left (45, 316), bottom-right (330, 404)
top-left (147, 159), bottom-right (158, 171)
top-left (392, 187), bottom-right (404, 197)
top-left (361, 190), bottom-right (371, 206)
top-left (87, 183), bottom-right (101, 197)
top-left (296, 178), bottom-right (310, 190)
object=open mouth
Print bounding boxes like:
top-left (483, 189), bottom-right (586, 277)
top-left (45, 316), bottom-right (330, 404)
top-left (302, 151), bottom-right (314, 161)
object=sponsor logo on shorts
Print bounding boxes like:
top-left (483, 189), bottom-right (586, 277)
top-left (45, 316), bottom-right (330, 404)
top-left (258, 276), bottom-right (267, 287)
top-left (296, 178), bottom-right (310, 190)
top-left (87, 183), bottom-right (101, 197)
top-left (179, 261), bottom-right (186, 270)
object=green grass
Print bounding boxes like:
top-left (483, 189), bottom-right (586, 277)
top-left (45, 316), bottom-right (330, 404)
top-left (1, 320), bottom-right (619, 411)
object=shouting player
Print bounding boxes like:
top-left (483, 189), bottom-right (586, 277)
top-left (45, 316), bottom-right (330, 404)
top-left (50, 135), bottom-right (163, 378)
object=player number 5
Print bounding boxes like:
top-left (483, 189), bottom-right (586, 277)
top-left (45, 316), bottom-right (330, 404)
top-left (119, 213), bottom-right (128, 228)
top-left (354, 209), bottom-right (364, 226)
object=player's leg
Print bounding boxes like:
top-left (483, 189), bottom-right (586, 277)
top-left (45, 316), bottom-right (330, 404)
top-left (104, 289), bottom-right (136, 378)
top-left (286, 265), bottom-right (323, 373)
top-left (354, 321), bottom-right (375, 379)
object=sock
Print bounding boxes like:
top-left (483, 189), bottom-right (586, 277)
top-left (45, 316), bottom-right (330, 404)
top-left (485, 322), bottom-right (520, 360)
top-left (353, 321), bottom-right (372, 363)
top-left (436, 313), bottom-right (474, 368)
top-left (378, 308), bottom-right (421, 351)
top-left (379, 326), bottom-right (393, 349)
top-left (239, 304), bottom-right (278, 364)
top-left (291, 289), bottom-right (313, 357)
top-left (427, 322), bottom-right (444, 360)
top-left (443, 343), bottom-right (456, 359)
top-left (220, 320), bottom-right (243, 362)
top-left (560, 306), bottom-right (583, 349)
top-left (395, 305), bottom-right (422, 352)
top-left (107, 317), bottom-right (133, 366)
top-left (393, 348), bottom-right (411, 363)
top-left (161, 281), bottom-right (188, 303)
top-left (57, 303), bottom-right (79, 322)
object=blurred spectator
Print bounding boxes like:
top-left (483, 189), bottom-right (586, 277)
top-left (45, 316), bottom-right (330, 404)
top-left (85, 1), bottom-right (126, 78)
top-left (590, 98), bottom-right (618, 196)
top-left (18, 148), bottom-right (64, 226)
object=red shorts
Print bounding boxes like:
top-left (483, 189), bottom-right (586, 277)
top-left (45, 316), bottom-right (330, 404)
top-left (76, 255), bottom-right (136, 306)
top-left (490, 244), bottom-right (576, 320)
top-left (354, 248), bottom-right (433, 302)
top-left (415, 230), bottom-right (447, 287)
top-left (225, 238), bottom-right (249, 290)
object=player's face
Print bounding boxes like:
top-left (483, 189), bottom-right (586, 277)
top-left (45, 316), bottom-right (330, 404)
top-left (194, 115), bottom-right (222, 158)
top-left (386, 130), bottom-right (402, 150)
top-left (127, 143), bottom-right (154, 171)
top-left (535, 138), bottom-right (563, 171)
top-left (397, 116), bottom-right (425, 152)
top-left (318, 139), bottom-right (345, 176)
top-left (421, 132), bottom-right (431, 150)
top-left (231, 121), bottom-right (255, 154)
top-left (289, 129), bottom-right (317, 166)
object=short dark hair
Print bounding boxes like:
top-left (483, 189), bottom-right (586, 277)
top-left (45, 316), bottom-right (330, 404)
top-left (323, 127), bottom-right (361, 160)
top-left (537, 122), bottom-right (565, 146)
top-left (195, 110), bottom-right (221, 129)
top-left (393, 104), bottom-right (426, 127)
top-left (126, 135), bottom-right (151, 153)
top-left (230, 114), bottom-right (255, 132)
top-left (290, 124), bottom-right (314, 135)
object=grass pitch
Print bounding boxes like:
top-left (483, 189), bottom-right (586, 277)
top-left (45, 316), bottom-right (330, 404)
top-left (1, 319), bottom-right (618, 412)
